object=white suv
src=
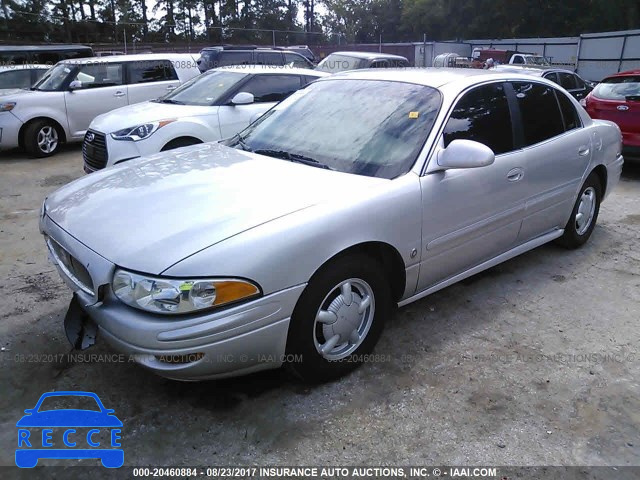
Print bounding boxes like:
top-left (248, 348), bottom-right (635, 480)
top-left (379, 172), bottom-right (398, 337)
top-left (0, 53), bottom-right (200, 157)
top-left (83, 66), bottom-right (328, 172)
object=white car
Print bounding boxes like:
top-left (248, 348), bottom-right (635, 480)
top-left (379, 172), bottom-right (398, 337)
top-left (0, 64), bottom-right (50, 90)
top-left (0, 53), bottom-right (200, 157)
top-left (83, 66), bottom-right (328, 172)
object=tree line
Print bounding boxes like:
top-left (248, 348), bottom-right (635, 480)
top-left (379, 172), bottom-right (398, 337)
top-left (0, 0), bottom-right (638, 45)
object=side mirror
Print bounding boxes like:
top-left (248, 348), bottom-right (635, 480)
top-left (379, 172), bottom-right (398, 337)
top-left (68, 80), bottom-right (82, 90)
top-left (436, 139), bottom-right (495, 170)
top-left (230, 92), bottom-right (254, 105)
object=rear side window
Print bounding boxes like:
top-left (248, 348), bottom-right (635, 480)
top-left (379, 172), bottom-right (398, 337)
top-left (218, 51), bottom-right (253, 67)
top-left (443, 82), bottom-right (514, 155)
top-left (239, 74), bottom-right (302, 103)
top-left (556, 91), bottom-right (581, 131)
top-left (544, 72), bottom-right (559, 85)
top-left (256, 52), bottom-right (284, 66)
top-left (557, 72), bottom-right (577, 90)
top-left (284, 53), bottom-right (310, 68)
top-left (593, 76), bottom-right (640, 101)
top-left (128, 60), bottom-right (178, 84)
top-left (0, 69), bottom-right (32, 88)
top-left (512, 82), bottom-right (565, 146)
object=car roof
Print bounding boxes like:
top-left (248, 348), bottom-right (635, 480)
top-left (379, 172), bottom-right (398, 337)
top-left (319, 67), bottom-right (559, 89)
top-left (493, 65), bottom-right (577, 77)
top-left (60, 53), bottom-right (196, 64)
top-left (0, 44), bottom-right (90, 52)
top-left (324, 51), bottom-right (408, 61)
top-left (605, 69), bottom-right (640, 79)
top-left (215, 65), bottom-right (329, 76)
top-left (0, 64), bottom-right (50, 71)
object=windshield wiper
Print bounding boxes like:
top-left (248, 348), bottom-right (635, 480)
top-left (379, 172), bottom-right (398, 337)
top-left (625, 95), bottom-right (640, 102)
top-left (160, 98), bottom-right (184, 105)
top-left (253, 149), bottom-right (333, 170)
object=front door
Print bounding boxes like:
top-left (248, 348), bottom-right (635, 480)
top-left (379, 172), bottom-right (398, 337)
top-left (417, 82), bottom-right (527, 290)
top-left (64, 62), bottom-right (127, 139)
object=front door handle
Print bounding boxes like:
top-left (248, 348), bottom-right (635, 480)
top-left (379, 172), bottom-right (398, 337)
top-left (507, 167), bottom-right (524, 182)
top-left (114, 91), bottom-right (126, 97)
top-left (578, 146), bottom-right (590, 156)
top-left (166, 85), bottom-right (177, 91)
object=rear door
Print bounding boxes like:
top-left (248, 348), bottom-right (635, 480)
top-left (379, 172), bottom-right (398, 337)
top-left (64, 62), bottom-right (128, 138)
top-left (217, 74), bottom-right (303, 139)
top-left (126, 60), bottom-right (180, 104)
top-left (511, 81), bottom-right (591, 241)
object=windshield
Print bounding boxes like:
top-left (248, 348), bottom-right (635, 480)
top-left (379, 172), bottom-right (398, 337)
top-left (157, 70), bottom-right (247, 106)
top-left (316, 55), bottom-right (367, 73)
top-left (593, 76), bottom-right (640, 101)
top-left (225, 79), bottom-right (441, 179)
top-left (32, 63), bottom-right (74, 91)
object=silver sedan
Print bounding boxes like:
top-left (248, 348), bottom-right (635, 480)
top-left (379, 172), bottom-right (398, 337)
top-left (40, 68), bottom-right (624, 382)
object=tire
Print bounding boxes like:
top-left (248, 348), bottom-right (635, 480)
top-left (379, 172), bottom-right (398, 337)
top-left (160, 137), bottom-right (202, 152)
top-left (24, 119), bottom-right (61, 157)
top-left (286, 253), bottom-right (392, 383)
top-left (556, 172), bottom-right (602, 249)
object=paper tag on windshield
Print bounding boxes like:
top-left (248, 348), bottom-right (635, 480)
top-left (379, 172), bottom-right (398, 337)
top-left (409, 112), bottom-right (419, 119)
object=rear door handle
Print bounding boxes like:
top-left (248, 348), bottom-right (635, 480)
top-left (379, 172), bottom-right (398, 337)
top-left (114, 91), bottom-right (126, 97)
top-left (166, 85), bottom-right (177, 91)
top-left (578, 146), bottom-right (590, 156)
top-left (507, 167), bottom-right (524, 182)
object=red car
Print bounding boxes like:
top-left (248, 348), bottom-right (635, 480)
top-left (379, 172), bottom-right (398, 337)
top-left (584, 69), bottom-right (640, 160)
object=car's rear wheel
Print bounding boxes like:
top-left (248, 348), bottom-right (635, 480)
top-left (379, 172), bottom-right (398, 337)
top-left (24, 119), bottom-right (61, 157)
top-left (286, 253), bottom-right (391, 383)
top-left (556, 172), bottom-right (602, 249)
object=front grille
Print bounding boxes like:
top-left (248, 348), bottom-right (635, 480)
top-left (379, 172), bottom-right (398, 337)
top-left (82, 130), bottom-right (108, 172)
top-left (47, 237), bottom-right (95, 296)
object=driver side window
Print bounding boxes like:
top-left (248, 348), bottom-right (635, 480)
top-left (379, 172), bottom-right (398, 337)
top-left (71, 63), bottom-right (124, 89)
top-left (442, 82), bottom-right (515, 155)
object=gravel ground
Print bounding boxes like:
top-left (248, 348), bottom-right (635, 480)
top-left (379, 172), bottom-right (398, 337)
top-left (0, 146), bottom-right (639, 478)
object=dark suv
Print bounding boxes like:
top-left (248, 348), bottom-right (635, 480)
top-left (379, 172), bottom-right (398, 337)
top-left (197, 47), bottom-right (314, 72)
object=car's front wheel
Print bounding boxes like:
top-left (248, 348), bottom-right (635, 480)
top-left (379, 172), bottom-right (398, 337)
top-left (556, 171), bottom-right (602, 249)
top-left (24, 119), bottom-right (61, 157)
top-left (286, 253), bottom-right (391, 382)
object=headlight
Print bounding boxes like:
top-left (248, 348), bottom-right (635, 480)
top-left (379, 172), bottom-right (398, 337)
top-left (0, 102), bottom-right (16, 112)
top-left (112, 269), bottom-right (260, 314)
top-left (110, 119), bottom-right (175, 142)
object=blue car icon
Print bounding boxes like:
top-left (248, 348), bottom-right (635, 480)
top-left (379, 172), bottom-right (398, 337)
top-left (16, 391), bottom-right (123, 468)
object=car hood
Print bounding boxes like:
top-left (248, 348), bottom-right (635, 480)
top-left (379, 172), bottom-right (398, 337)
top-left (0, 88), bottom-right (37, 100)
top-left (90, 101), bottom-right (218, 134)
top-left (45, 142), bottom-right (386, 274)
top-left (16, 411), bottom-right (123, 428)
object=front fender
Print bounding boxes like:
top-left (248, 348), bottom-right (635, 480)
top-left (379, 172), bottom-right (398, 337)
top-left (163, 173), bottom-right (423, 300)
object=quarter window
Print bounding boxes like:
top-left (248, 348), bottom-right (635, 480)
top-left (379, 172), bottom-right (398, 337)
top-left (512, 82), bottom-right (564, 146)
top-left (128, 60), bottom-right (178, 84)
top-left (239, 75), bottom-right (302, 103)
top-left (443, 82), bottom-right (514, 155)
top-left (556, 91), bottom-right (581, 131)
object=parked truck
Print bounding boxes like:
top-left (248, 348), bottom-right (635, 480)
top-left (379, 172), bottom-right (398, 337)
top-left (471, 47), bottom-right (550, 67)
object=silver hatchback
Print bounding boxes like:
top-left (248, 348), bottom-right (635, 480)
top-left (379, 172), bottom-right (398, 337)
top-left (40, 68), bottom-right (623, 382)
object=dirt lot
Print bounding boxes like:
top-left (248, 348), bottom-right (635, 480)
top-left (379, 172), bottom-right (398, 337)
top-left (0, 146), bottom-right (639, 477)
